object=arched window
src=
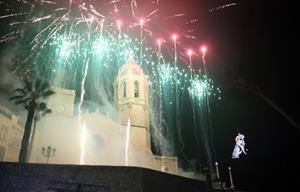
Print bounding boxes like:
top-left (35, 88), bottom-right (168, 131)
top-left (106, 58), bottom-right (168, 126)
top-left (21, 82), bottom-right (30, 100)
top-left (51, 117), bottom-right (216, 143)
top-left (134, 80), bottom-right (139, 97)
top-left (122, 81), bottom-right (126, 98)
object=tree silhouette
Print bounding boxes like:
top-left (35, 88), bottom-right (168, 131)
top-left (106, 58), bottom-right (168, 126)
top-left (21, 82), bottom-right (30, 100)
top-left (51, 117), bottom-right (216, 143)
top-left (9, 78), bottom-right (55, 163)
top-left (27, 104), bottom-right (52, 162)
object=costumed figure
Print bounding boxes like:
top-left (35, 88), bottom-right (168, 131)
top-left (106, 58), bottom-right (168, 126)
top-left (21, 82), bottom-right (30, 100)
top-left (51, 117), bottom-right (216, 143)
top-left (232, 133), bottom-right (247, 159)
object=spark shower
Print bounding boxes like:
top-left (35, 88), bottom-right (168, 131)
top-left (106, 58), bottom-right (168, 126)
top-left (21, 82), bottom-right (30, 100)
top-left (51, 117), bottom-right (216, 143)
top-left (0, 0), bottom-right (221, 169)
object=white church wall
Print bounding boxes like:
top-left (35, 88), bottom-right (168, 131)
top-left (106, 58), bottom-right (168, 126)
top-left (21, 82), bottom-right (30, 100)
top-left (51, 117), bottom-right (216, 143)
top-left (30, 57), bottom-right (178, 176)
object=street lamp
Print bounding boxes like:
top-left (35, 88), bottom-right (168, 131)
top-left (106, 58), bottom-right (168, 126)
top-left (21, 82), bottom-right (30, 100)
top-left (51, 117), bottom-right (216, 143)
top-left (228, 166), bottom-right (235, 190)
top-left (41, 145), bottom-right (56, 164)
top-left (215, 162), bottom-right (220, 180)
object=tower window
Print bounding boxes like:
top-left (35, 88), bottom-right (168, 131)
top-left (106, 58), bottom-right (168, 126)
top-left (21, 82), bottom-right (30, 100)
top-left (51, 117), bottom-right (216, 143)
top-left (123, 81), bottom-right (126, 98)
top-left (134, 81), bottom-right (139, 97)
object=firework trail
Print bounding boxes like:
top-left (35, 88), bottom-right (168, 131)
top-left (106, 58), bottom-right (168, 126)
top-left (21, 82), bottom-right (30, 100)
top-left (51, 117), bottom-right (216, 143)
top-left (125, 118), bottom-right (131, 166)
top-left (209, 2), bottom-right (237, 13)
top-left (1, 0), bottom-right (221, 169)
top-left (78, 58), bottom-right (89, 164)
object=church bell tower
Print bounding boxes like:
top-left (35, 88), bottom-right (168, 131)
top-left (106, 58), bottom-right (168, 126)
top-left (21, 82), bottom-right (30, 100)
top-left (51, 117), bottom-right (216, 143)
top-left (114, 56), bottom-right (150, 149)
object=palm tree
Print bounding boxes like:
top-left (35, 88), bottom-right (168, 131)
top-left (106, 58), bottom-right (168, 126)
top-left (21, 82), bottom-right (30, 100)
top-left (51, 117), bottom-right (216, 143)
top-left (9, 78), bottom-right (55, 163)
top-left (27, 104), bottom-right (52, 162)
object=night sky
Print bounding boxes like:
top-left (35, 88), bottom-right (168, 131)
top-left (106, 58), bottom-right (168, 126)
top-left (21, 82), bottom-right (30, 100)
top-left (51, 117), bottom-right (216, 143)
top-left (143, 0), bottom-right (298, 190)
top-left (0, 0), bottom-right (297, 191)
top-left (186, 0), bottom-right (298, 190)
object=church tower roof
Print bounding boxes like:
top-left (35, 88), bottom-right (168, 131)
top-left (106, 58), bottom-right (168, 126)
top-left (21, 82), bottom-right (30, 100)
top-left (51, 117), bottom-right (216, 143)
top-left (118, 55), bottom-right (144, 76)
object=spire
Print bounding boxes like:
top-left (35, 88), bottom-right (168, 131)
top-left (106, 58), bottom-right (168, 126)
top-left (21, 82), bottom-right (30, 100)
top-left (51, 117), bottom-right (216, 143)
top-left (128, 54), bottom-right (138, 66)
top-left (118, 54), bottom-right (143, 77)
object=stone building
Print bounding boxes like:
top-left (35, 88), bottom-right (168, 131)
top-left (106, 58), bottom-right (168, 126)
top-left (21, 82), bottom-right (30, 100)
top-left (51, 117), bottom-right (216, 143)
top-left (0, 105), bottom-right (23, 162)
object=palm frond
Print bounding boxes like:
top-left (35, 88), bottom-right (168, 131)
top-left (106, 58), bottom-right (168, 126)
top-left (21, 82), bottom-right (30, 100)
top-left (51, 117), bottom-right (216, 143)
top-left (22, 97), bottom-right (32, 104)
top-left (42, 90), bottom-right (55, 99)
top-left (41, 109), bottom-right (52, 117)
top-left (36, 102), bottom-right (47, 111)
top-left (12, 88), bottom-right (26, 96)
top-left (9, 95), bottom-right (24, 101)
top-left (15, 100), bottom-right (27, 105)
top-left (10, 78), bottom-right (55, 115)
top-left (15, 97), bottom-right (32, 106)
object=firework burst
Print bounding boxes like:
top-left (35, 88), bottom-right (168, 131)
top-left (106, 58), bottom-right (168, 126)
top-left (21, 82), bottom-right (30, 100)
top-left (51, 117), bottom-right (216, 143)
top-left (1, 0), bottom-right (221, 169)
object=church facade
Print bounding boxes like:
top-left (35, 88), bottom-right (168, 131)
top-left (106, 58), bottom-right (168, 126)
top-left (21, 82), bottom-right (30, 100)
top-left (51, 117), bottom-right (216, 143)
top-left (28, 56), bottom-right (178, 174)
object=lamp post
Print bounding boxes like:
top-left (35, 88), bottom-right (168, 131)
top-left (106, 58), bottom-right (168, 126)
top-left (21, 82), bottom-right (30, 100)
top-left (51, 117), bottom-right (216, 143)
top-left (41, 145), bottom-right (56, 164)
top-left (215, 161), bottom-right (220, 180)
top-left (213, 162), bottom-right (224, 190)
top-left (228, 166), bottom-right (235, 190)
